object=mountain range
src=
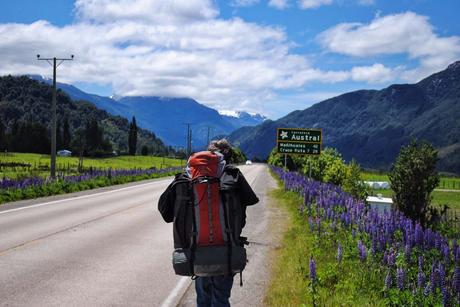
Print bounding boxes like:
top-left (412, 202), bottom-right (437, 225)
top-left (30, 77), bottom-right (266, 150)
top-left (229, 61), bottom-right (460, 174)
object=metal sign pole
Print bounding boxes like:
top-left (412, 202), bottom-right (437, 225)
top-left (284, 153), bottom-right (287, 169)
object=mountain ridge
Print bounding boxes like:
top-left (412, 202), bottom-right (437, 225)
top-left (229, 61), bottom-right (460, 174)
top-left (28, 76), bottom-right (266, 149)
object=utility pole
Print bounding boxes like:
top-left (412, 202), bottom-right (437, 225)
top-left (184, 123), bottom-right (192, 158)
top-left (37, 54), bottom-right (74, 179)
top-left (206, 126), bottom-right (213, 148)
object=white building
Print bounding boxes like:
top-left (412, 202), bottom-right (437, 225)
top-left (57, 150), bottom-right (72, 157)
top-left (367, 194), bottom-right (393, 213)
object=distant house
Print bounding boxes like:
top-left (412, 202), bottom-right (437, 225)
top-left (57, 150), bottom-right (72, 157)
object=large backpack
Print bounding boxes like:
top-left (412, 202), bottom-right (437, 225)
top-left (172, 151), bottom-right (247, 277)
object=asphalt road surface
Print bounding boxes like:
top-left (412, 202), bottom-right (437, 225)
top-left (0, 164), bottom-right (277, 307)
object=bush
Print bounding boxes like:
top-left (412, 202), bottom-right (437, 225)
top-left (342, 160), bottom-right (369, 200)
top-left (389, 139), bottom-right (439, 226)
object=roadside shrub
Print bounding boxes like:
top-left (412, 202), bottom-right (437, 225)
top-left (268, 147), bottom-right (366, 201)
top-left (389, 139), bottom-right (440, 227)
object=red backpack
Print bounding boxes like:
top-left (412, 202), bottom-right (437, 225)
top-left (172, 151), bottom-right (247, 277)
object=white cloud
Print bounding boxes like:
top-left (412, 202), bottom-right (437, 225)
top-left (74, 0), bottom-right (218, 24)
top-left (298, 0), bottom-right (333, 9)
top-left (3, 1), bottom-right (451, 117)
top-left (351, 63), bottom-right (395, 83)
top-left (317, 12), bottom-right (460, 81)
top-left (1, 0), bottom-right (368, 116)
top-left (268, 0), bottom-right (289, 9)
top-left (230, 0), bottom-right (260, 7)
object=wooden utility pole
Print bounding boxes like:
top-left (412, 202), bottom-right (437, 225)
top-left (37, 54), bottom-right (74, 179)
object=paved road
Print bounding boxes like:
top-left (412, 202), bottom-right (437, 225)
top-left (0, 164), bottom-right (272, 307)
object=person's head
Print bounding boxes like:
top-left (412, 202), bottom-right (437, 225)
top-left (208, 138), bottom-right (233, 163)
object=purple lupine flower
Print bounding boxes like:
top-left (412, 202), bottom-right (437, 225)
top-left (439, 263), bottom-right (446, 296)
top-left (397, 267), bottom-right (405, 290)
top-left (453, 266), bottom-right (460, 296)
top-left (387, 249), bottom-right (396, 267)
top-left (316, 217), bottom-right (321, 234)
top-left (442, 244), bottom-right (450, 264)
top-left (417, 270), bottom-right (426, 290)
top-left (418, 256), bottom-right (424, 270)
top-left (424, 282), bottom-right (431, 296)
top-left (453, 239), bottom-right (458, 260)
top-left (430, 262), bottom-right (439, 292)
top-left (309, 256), bottom-right (317, 282)
top-left (405, 244), bottom-right (411, 263)
top-left (383, 251), bottom-right (389, 266)
top-left (352, 228), bottom-right (356, 239)
top-left (384, 271), bottom-right (392, 290)
top-left (337, 243), bottom-right (343, 263)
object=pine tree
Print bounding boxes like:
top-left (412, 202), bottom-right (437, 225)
top-left (56, 121), bottom-right (63, 150)
top-left (128, 116), bottom-right (138, 155)
top-left (62, 117), bottom-right (71, 149)
top-left (0, 121), bottom-right (5, 150)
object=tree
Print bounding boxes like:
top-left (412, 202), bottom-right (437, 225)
top-left (128, 116), bottom-right (138, 155)
top-left (62, 117), bottom-right (71, 149)
top-left (0, 121), bottom-right (5, 150)
top-left (342, 159), bottom-right (369, 201)
top-left (389, 139), bottom-right (439, 226)
top-left (70, 128), bottom-right (86, 172)
top-left (300, 148), bottom-right (347, 185)
top-left (56, 121), bottom-right (63, 150)
top-left (141, 145), bottom-right (149, 156)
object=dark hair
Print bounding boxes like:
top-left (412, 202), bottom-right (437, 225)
top-left (208, 138), bottom-right (233, 162)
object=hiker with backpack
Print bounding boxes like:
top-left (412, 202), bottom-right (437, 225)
top-left (158, 139), bottom-right (259, 307)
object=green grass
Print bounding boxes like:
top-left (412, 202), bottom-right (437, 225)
top-left (0, 152), bottom-right (184, 179)
top-left (265, 180), bottom-right (385, 307)
top-left (362, 171), bottom-right (460, 190)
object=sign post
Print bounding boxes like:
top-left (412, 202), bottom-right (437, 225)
top-left (277, 128), bottom-right (322, 172)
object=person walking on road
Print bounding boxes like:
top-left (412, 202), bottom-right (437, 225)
top-left (158, 139), bottom-right (259, 307)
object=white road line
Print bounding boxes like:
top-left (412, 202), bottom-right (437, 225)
top-left (160, 277), bottom-right (191, 307)
top-left (0, 178), bottom-right (171, 216)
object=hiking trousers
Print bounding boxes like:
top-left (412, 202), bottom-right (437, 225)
top-left (195, 275), bottom-right (234, 307)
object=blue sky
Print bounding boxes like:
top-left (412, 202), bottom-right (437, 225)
top-left (0, 0), bottom-right (459, 119)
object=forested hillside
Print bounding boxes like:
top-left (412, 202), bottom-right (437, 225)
top-left (0, 76), bottom-right (169, 155)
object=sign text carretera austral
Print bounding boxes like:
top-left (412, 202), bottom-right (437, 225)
top-left (277, 128), bottom-right (322, 155)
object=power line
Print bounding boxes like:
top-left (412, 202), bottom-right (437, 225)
top-left (37, 54), bottom-right (74, 179)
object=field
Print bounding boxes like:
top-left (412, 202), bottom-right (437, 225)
top-left (0, 152), bottom-right (184, 179)
top-left (369, 189), bottom-right (460, 210)
top-left (362, 171), bottom-right (460, 190)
